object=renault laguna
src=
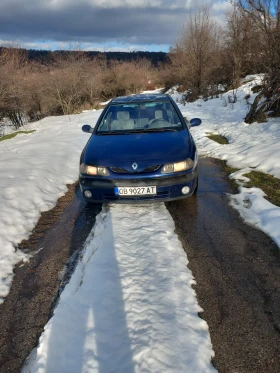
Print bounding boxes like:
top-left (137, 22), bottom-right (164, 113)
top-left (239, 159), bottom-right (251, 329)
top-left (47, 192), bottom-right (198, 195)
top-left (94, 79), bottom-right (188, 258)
top-left (79, 94), bottom-right (201, 203)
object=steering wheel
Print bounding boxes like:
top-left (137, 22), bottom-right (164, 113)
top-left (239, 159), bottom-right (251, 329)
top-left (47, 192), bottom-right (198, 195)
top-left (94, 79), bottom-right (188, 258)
top-left (149, 118), bottom-right (168, 126)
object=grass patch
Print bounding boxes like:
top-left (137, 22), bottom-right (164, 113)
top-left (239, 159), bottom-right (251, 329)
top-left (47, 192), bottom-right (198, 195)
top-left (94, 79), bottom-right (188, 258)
top-left (216, 160), bottom-right (280, 206)
top-left (207, 134), bottom-right (229, 144)
top-left (0, 130), bottom-right (35, 142)
top-left (243, 171), bottom-right (280, 207)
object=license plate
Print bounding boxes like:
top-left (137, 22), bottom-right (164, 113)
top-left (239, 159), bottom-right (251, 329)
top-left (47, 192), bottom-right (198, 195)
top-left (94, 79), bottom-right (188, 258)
top-left (115, 186), bottom-right (157, 196)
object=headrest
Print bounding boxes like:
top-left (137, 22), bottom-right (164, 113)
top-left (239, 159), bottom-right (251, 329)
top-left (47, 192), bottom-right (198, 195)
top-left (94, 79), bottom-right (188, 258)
top-left (117, 111), bottom-right (130, 120)
top-left (155, 110), bottom-right (163, 119)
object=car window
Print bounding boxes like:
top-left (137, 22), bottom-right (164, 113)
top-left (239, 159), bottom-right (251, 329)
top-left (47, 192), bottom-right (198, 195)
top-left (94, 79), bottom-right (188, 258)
top-left (97, 101), bottom-right (183, 133)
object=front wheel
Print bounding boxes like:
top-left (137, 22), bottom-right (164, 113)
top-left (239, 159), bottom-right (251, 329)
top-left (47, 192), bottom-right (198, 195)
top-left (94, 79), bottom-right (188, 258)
top-left (192, 177), bottom-right (198, 195)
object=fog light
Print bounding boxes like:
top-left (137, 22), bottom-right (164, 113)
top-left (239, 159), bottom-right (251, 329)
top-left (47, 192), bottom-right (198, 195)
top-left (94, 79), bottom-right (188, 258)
top-left (84, 190), bottom-right (92, 198)
top-left (182, 186), bottom-right (190, 195)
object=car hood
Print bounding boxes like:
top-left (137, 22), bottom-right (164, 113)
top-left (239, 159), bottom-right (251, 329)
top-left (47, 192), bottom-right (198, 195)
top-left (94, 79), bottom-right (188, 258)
top-left (83, 130), bottom-right (193, 169)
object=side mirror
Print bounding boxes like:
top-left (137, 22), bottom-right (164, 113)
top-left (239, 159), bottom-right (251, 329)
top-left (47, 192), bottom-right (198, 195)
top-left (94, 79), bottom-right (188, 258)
top-left (82, 124), bottom-right (93, 133)
top-left (189, 118), bottom-right (202, 127)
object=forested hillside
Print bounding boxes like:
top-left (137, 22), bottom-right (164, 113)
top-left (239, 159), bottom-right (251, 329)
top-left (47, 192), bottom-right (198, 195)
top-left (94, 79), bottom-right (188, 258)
top-left (16, 49), bottom-right (167, 67)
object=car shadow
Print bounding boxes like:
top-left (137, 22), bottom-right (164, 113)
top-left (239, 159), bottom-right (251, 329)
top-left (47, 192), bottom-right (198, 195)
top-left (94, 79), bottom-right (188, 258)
top-left (39, 192), bottom-right (136, 373)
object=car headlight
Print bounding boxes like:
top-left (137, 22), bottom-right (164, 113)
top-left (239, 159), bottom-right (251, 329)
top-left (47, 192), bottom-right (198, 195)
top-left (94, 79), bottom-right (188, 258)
top-left (161, 158), bottom-right (194, 174)
top-left (80, 163), bottom-right (109, 176)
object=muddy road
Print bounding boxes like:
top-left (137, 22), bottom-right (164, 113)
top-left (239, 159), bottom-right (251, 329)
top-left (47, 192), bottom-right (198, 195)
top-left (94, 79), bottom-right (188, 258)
top-left (0, 185), bottom-right (101, 372)
top-left (0, 157), bottom-right (280, 373)
top-left (167, 158), bottom-right (280, 373)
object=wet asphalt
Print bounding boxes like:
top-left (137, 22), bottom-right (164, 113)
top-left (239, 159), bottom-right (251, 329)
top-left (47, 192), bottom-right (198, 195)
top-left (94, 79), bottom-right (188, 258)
top-left (0, 157), bottom-right (280, 373)
top-left (167, 158), bottom-right (280, 373)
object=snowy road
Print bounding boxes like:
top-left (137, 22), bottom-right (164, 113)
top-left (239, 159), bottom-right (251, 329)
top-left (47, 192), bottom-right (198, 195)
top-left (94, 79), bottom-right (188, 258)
top-left (1, 158), bottom-right (279, 373)
top-left (24, 201), bottom-right (216, 373)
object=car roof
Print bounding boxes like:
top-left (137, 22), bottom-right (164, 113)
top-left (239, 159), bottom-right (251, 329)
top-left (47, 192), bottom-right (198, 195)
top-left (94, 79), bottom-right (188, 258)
top-left (111, 93), bottom-right (170, 104)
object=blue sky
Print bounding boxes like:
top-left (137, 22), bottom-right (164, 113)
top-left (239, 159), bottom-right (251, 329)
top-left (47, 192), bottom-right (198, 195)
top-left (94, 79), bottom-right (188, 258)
top-left (0, 0), bottom-right (230, 52)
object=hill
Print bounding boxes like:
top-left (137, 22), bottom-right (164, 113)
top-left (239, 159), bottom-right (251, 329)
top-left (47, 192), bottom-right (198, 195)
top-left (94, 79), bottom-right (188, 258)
top-left (24, 49), bottom-right (167, 67)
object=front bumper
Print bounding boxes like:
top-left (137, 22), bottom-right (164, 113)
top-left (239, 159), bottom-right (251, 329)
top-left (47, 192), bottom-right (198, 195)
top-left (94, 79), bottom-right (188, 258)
top-left (79, 169), bottom-right (198, 203)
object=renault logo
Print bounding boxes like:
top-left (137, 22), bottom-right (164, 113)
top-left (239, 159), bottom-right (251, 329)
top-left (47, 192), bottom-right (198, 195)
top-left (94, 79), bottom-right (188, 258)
top-left (132, 163), bottom-right (138, 170)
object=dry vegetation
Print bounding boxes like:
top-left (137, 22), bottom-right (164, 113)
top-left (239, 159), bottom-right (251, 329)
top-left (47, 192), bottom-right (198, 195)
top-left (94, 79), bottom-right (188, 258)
top-left (0, 0), bottom-right (279, 129)
top-left (0, 49), bottom-right (160, 128)
top-left (161, 0), bottom-right (280, 122)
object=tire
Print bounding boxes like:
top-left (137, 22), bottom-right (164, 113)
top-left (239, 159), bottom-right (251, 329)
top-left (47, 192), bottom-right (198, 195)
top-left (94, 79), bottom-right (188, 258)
top-left (192, 177), bottom-right (198, 195)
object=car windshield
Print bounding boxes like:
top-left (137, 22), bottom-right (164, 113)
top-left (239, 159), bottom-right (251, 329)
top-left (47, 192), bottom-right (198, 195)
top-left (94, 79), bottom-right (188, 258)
top-left (96, 101), bottom-right (183, 134)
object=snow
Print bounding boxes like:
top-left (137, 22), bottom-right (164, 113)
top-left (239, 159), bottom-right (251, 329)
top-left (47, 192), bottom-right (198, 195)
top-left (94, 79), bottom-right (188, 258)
top-left (99, 99), bottom-right (111, 106)
top-left (141, 88), bottom-right (165, 94)
top-left (0, 118), bottom-right (16, 137)
top-left (0, 111), bottom-right (101, 301)
top-left (23, 204), bottom-right (216, 373)
top-left (172, 74), bottom-right (280, 247)
top-left (229, 187), bottom-right (280, 246)
top-left (99, 88), bottom-right (165, 106)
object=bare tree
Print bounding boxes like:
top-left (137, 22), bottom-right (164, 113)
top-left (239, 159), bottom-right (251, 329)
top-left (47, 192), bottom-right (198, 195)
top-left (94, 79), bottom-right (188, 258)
top-left (0, 47), bottom-right (28, 128)
top-left (44, 52), bottom-right (89, 115)
top-left (0, 46), bottom-right (162, 124)
top-left (236, 0), bottom-right (280, 121)
top-left (169, 7), bottom-right (222, 99)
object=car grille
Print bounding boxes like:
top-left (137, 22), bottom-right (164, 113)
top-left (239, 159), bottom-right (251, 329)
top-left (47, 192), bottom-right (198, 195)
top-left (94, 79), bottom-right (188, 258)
top-left (110, 165), bottom-right (160, 174)
top-left (80, 172), bottom-right (196, 188)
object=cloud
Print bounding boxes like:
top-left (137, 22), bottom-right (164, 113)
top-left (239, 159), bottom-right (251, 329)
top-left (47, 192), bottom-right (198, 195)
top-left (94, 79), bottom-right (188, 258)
top-left (80, 43), bottom-right (169, 52)
top-left (0, 39), bottom-right (169, 52)
top-left (0, 0), bottom-right (229, 50)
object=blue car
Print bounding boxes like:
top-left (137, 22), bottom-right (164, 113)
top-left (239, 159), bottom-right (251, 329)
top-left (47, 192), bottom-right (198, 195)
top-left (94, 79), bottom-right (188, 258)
top-left (79, 94), bottom-right (201, 203)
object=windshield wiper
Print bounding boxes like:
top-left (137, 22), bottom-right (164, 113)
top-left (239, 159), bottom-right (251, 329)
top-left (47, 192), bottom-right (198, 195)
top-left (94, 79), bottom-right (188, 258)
top-left (97, 131), bottom-right (128, 135)
top-left (142, 128), bottom-right (177, 132)
top-left (97, 128), bottom-right (178, 135)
